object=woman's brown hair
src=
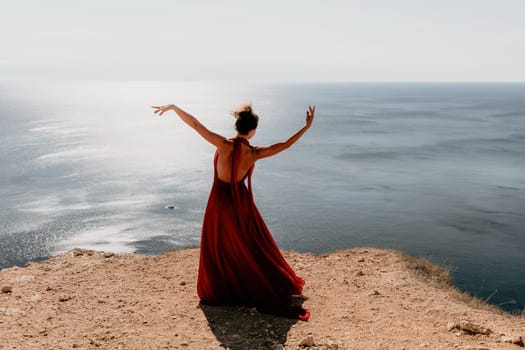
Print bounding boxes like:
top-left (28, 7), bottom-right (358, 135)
top-left (232, 104), bottom-right (259, 135)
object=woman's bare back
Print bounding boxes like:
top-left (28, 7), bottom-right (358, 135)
top-left (216, 141), bottom-right (257, 183)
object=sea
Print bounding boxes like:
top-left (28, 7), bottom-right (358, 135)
top-left (1, 81), bottom-right (524, 314)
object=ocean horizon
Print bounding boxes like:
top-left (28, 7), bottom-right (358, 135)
top-left (1, 81), bottom-right (524, 313)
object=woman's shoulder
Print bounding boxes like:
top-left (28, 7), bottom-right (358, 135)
top-left (217, 139), bottom-right (235, 150)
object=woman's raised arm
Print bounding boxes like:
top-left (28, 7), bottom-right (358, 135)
top-left (254, 106), bottom-right (315, 159)
top-left (152, 104), bottom-right (227, 148)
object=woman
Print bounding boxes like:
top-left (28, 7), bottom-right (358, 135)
top-left (152, 103), bottom-right (315, 320)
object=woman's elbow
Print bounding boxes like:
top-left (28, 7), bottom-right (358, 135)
top-left (282, 142), bottom-right (292, 151)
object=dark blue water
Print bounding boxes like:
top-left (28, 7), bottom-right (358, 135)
top-left (1, 82), bottom-right (524, 313)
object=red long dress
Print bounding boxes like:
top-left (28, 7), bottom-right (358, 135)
top-left (197, 137), bottom-right (310, 320)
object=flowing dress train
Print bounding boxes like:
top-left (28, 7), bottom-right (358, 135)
top-left (197, 137), bottom-right (309, 320)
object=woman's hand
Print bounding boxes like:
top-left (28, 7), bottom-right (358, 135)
top-left (152, 104), bottom-right (174, 116)
top-left (305, 105), bottom-right (315, 128)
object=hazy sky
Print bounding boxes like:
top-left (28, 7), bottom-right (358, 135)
top-left (2, 0), bottom-right (524, 82)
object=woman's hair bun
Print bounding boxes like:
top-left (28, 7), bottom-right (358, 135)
top-left (232, 104), bottom-right (254, 119)
top-left (232, 103), bottom-right (259, 135)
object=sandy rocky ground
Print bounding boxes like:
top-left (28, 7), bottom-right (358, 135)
top-left (1, 247), bottom-right (524, 350)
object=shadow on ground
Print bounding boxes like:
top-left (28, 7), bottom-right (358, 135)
top-left (200, 303), bottom-right (299, 350)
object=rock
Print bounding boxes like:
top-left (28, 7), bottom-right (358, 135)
top-left (299, 336), bottom-right (315, 347)
top-left (103, 252), bottom-right (115, 258)
top-left (71, 248), bottom-right (95, 257)
top-left (29, 294), bottom-right (41, 302)
top-left (447, 322), bottom-right (458, 331)
top-left (1, 286), bottom-right (13, 293)
top-left (358, 258), bottom-right (365, 262)
top-left (501, 335), bottom-right (524, 347)
top-left (369, 290), bottom-right (381, 296)
top-left (71, 249), bottom-right (84, 257)
top-left (59, 294), bottom-right (72, 302)
top-left (42, 261), bottom-right (72, 271)
top-left (458, 320), bottom-right (491, 335)
top-left (0, 307), bottom-right (19, 316)
top-left (448, 321), bottom-right (491, 335)
top-left (180, 281), bottom-right (186, 286)
top-left (356, 271), bottom-right (365, 276)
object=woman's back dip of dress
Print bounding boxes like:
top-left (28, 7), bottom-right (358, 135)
top-left (197, 137), bottom-right (310, 320)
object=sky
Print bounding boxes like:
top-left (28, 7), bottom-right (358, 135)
top-left (1, 0), bottom-right (524, 82)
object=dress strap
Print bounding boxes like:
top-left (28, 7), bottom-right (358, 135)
top-left (213, 150), bottom-right (219, 180)
top-left (231, 139), bottom-right (240, 184)
top-left (230, 137), bottom-right (255, 184)
top-left (230, 137), bottom-right (255, 206)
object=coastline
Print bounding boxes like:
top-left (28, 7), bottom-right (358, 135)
top-left (1, 247), bottom-right (524, 349)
